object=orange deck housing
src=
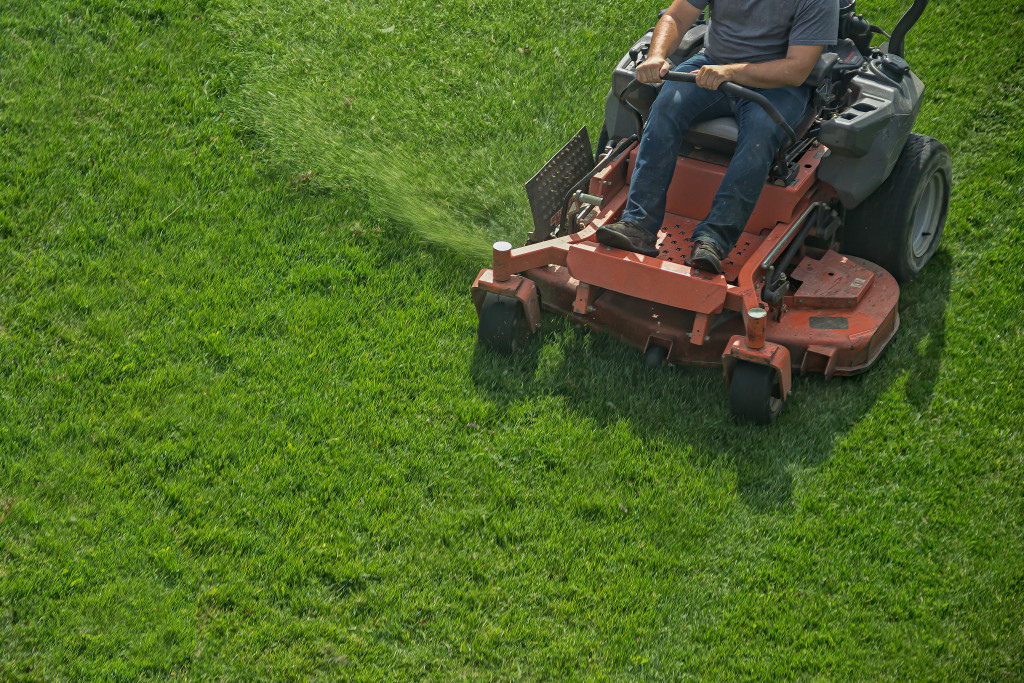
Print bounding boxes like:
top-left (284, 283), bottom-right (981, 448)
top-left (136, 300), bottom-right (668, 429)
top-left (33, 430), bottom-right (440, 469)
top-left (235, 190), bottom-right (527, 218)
top-left (472, 142), bottom-right (900, 393)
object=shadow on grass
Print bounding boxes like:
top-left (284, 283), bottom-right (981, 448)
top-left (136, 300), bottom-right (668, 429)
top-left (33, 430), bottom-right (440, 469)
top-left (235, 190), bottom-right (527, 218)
top-left (467, 248), bottom-right (953, 512)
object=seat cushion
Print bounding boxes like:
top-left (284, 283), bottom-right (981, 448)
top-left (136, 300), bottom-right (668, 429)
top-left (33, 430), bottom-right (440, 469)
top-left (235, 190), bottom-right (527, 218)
top-left (681, 101), bottom-right (818, 156)
top-left (683, 117), bottom-right (739, 154)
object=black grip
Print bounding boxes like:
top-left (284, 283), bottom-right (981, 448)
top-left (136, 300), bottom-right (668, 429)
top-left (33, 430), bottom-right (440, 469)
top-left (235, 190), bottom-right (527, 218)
top-left (660, 71), bottom-right (796, 145)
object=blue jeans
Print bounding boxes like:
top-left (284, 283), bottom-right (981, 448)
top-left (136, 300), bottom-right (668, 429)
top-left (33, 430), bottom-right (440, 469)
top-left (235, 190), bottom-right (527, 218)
top-left (621, 53), bottom-right (811, 254)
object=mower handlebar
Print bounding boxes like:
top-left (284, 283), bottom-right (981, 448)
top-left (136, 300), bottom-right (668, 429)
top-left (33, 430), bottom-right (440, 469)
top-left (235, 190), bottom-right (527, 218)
top-left (660, 71), bottom-right (797, 146)
top-left (888, 0), bottom-right (928, 58)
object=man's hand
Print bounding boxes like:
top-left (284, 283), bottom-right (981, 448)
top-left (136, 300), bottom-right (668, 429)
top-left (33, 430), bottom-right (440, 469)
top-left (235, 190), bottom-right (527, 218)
top-left (692, 64), bottom-right (740, 90)
top-left (691, 46), bottom-right (824, 90)
top-left (637, 57), bottom-right (672, 84)
top-left (637, 0), bottom-right (702, 84)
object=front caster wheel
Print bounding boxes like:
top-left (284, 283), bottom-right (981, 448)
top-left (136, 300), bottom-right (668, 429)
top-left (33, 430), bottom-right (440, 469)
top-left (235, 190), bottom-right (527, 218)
top-left (729, 361), bottom-right (784, 424)
top-left (477, 292), bottom-right (529, 355)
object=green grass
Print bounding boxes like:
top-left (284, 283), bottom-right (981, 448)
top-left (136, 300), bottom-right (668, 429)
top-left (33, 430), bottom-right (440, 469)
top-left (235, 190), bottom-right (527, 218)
top-left (1, 0), bottom-right (1022, 679)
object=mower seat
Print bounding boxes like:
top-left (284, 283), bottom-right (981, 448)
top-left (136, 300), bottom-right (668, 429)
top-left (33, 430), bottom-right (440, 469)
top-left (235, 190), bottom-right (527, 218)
top-left (684, 117), bottom-right (741, 154)
top-left (681, 52), bottom-right (840, 154)
top-left (683, 106), bottom-right (820, 155)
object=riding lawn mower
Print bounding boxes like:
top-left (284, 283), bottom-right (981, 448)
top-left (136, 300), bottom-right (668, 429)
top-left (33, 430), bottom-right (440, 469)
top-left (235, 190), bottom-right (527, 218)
top-left (470, 0), bottom-right (951, 423)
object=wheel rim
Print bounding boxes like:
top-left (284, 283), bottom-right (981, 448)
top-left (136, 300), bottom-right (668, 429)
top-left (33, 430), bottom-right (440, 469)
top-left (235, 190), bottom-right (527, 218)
top-left (763, 372), bottom-right (784, 420)
top-left (911, 171), bottom-right (945, 259)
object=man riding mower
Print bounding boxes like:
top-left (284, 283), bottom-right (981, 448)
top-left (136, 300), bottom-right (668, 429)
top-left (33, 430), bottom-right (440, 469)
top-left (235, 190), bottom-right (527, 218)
top-left (470, 0), bottom-right (951, 424)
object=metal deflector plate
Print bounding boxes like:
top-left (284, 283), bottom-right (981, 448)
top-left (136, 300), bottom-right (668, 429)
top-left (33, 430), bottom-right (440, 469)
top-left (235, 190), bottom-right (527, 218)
top-left (524, 127), bottom-right (593, 243)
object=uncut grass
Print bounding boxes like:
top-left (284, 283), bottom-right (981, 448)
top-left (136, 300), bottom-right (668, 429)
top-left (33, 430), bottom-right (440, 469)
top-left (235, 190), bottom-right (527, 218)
top-left (0, 0), bottom-right (1021, 680)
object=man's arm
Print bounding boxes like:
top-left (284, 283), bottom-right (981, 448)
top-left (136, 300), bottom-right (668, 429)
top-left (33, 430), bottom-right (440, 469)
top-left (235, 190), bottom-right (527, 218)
top-left (692, 44), bottom-right (825, 90)
top-left (636, 0), bottom-right (704, 84)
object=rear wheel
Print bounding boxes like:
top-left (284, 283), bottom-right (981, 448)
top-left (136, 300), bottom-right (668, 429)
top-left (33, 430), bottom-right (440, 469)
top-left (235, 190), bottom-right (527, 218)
top-left (729, 362), bottom-right (784, 424)
top-left (477, 292), bottom-right (529, 355)
top-left (841, 133), bottom-right (952, 282)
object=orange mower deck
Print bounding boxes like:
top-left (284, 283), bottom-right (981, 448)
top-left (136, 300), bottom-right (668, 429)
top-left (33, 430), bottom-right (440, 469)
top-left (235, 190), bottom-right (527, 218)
top-left (471, 142), bottom-right (901, 401)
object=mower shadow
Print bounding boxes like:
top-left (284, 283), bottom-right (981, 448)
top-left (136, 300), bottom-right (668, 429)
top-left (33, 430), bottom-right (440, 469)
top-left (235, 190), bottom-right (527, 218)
top-left (469, 249), bottom-right (953, 512)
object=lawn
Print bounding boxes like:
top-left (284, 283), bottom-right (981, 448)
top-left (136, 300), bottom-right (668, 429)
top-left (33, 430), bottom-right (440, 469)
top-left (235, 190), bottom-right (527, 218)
top-left (0, 0), bottom-right (1021, 679)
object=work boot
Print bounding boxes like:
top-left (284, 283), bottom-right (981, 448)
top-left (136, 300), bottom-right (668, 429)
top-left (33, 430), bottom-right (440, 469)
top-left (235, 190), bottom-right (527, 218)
top-left (685, 238), bottom-right (724, 274)
top-left (595, 221), bottom-right (660, 257)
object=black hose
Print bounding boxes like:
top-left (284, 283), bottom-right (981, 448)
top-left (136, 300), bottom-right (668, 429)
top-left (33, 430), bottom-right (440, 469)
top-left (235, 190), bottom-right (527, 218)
top-left (867, 59), bottom-right (900, 87)
top-left (774, 204), bottom-right (826, 276)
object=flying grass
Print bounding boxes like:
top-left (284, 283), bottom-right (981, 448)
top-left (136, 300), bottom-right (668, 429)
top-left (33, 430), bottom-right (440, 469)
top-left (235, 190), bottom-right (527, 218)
top-left (246, 92), bottom-right (495, 261)
top-left (0, 0), bottom-right (1022, 680)
top-left (219, 0), bottom-right (643, 259)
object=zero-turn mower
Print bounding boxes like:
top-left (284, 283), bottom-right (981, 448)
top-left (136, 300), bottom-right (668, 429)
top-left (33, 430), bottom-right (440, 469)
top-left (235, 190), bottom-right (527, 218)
top-left (471, 0), bottom-right (951, 423)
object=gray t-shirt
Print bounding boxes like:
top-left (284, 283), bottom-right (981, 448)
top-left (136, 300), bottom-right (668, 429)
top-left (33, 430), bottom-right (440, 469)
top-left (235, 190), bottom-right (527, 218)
top-left (686, 0), bottom-right (839, 64)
